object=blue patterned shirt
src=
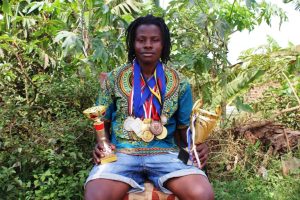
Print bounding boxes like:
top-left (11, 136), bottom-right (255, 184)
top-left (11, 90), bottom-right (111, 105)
top-left (96, 64), bottom-right (193, 155)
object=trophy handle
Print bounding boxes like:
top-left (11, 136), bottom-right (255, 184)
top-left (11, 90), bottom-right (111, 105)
top-left (191, 100), bottom-right (222, 144)
top-left (192, 99), bottom-right (203, 115)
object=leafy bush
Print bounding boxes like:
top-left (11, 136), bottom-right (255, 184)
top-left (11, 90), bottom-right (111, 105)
top-left (0, 76), bottom-right (98, 199)
top-left (0, 0), bottom-right (298, 199)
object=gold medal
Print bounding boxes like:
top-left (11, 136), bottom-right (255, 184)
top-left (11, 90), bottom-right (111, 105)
top-left (150, 120), bottom-right (163, 136)
top-left (156, 126), bottom-right (167, 140)
top-left (123, 116), bottom-right (135, 131)
top-left (143, 118), bottom-right (152, 124)
top-left (141, 123), bottom-right (150, 133)
top-left (138, 124), bottom-right (148, 138)
top-left (160, 114), bottom-right (167, 125)
top-left (140, 118), bottom-right (151, 137)
top-left (141, 130), bottom-right (154, 142)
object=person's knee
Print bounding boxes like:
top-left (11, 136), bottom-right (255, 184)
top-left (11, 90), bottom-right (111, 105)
top-left (188, 186), bottom-right (214, 200)
top-left (84, 181), bottom-right (111, 200)
top-left (85, 179), bottom-right (130, 200)
top-left (85, 186), bottom-right (106, 200)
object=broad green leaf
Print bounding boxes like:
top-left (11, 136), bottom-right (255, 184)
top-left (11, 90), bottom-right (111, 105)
top-left (27, 2), bottom-right (45, 14)
top-left (54, 31), bottom-right (83, 52)
top-left (6, 184), bottom-right (14, 192)
top-left (2, 0), bottom-right (12, 16)
top-left (234, 96), bottom-right (254, 112)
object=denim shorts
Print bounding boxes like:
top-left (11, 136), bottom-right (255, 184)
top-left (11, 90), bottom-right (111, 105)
top-left (85, 152), bottom-right (207, 194)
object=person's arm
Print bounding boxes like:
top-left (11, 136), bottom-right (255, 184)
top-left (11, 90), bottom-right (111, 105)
top-left (176, 128), bottom-right (208, 169)
top-left (175, 128), bottom-right (188, 148)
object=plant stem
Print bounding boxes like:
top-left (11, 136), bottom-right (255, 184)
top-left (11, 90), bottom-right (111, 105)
top-left (281, 71), bottom-right (300, 105)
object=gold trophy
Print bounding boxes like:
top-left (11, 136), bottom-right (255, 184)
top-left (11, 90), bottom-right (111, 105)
top-left (83, 105), bottom-right (117, 164)
top-left (191, 99), bottom-right (222, 144)
top-left (190, 99), bottom-right (221, 167)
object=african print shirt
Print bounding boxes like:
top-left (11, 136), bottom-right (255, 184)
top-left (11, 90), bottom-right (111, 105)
top-left (96, 64), bottom-right (193, 155)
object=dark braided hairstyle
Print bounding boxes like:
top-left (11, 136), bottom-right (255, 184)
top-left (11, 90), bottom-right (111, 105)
top-left (126, 14), bottom-right (171, 64)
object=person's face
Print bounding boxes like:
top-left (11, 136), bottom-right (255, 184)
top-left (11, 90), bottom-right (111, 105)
top-left (134, 24), bottom-right (163, 66)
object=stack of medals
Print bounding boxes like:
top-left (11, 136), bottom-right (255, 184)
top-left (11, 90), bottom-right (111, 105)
top-left (123, 114), bottom-right (168, 142)
top-left (125, 62), bottom-right (168, 142)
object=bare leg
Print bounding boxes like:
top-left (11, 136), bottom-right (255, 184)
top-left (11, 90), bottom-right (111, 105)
top-left (85, 179), bottom-right (130, 200)
top-left (165, 174), bottom-right (214, 200)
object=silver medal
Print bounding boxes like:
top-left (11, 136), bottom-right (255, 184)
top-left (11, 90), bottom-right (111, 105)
top-left (130, 118), bottom-right (143, 137)
top-left (123, 116), bottom-right (135, 131)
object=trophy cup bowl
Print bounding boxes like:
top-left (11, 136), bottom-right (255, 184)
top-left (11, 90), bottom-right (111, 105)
top-left (83, 105), bottom-right (117, 164)
top-left (83, 105), bottom-right (106, 121)
top-left (192, 100), bottom-right (221, 144)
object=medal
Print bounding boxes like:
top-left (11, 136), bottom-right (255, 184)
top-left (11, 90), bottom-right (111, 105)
top-left (143, 118), bottom-right (152, 124)
top-left (141, 123), bottom-right (150, 131)
top-left (150, 120), bottom-right (163, 136)
top-left (140, 123), bottom-right (150, 138)
top-left (130, 118), bottom-right (143, 136)
top-left (141, 130), bottom-right (154, 142)
top-left (156, 126), bottom-right (167, 139)
top-left (160, 114), bottom-right (167, 125)
top-left (123, 116), bottom-right (135, 131)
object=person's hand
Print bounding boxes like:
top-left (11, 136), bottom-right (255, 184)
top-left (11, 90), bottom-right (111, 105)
top-left (92, 141), bottom-right (116, 165)
top-left (192, 142), bottom-right (209, 169)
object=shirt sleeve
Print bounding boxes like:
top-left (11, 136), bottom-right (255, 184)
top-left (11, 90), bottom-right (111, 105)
top-left (95, 71), bottom-right (115, 122)
top-left (176, 80), bottom-right (193, 129)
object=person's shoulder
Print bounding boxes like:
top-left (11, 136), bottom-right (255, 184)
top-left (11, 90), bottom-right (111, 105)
top-left (164, 65), bottom-right (190, 85)
top-left (164, 65), bottom-right (191, 97)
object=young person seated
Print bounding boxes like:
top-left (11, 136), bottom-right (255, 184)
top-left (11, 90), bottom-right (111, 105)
top-left (84, 15), bottom-right (214, 200)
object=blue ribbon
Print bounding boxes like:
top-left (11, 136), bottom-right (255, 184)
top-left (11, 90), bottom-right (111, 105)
top-left (155, 62), bottom-right (166, 115)
top-left (133, 60), bottom-right (142, 117)
top-left (133, 60), bottom-right (166, 118)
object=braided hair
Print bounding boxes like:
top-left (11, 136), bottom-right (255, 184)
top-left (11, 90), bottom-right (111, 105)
top-left (126, 14), bottom-right (171, 64)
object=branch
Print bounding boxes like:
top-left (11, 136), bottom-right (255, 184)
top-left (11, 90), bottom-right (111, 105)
top-left (12, 42), bottom-right (38, 89)
top-left (272, 105), bottom-right (300, 118)
top-left (12, 42), bottom-right (41, 105)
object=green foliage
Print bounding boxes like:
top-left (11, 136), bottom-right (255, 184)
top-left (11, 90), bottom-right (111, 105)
top-left (213, 173), bottom-right (300, 200)
top-left (0, 0), bottom-right (141, 198)
top-left (162, 0), bottom-right (287, 114)
top-left (0, 0), bottom-right (298, 199)
top-left (254, 81), bottom-right (300, 130)
top-left (210, 138), bottom-right (300, 200)
top-left (0, 75), bottom-right (97, 199)
top-left (238, 41), bottom-right (300, 129)
top-left (284, 0), bottom-right (300, 11)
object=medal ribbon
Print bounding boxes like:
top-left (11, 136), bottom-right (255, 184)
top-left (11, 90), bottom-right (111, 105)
top-left (140, 73), bottom-right (161, 118)
top-left (133, 60), bottom-right (166, 118)
top-left (146, 71), bottom-right (162, 104)
top-left (143, 95), bottom-right (153, 119)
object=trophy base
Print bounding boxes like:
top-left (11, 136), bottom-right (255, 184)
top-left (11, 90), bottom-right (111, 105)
top-left (101, 154), bottom-right (117, 164)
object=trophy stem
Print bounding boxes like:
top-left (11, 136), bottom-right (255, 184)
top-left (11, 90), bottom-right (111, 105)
top-left (83, 106), bottom-right (117, 164)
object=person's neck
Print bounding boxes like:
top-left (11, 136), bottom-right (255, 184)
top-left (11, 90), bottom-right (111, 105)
top-left (140, 63), bottom-right (157, 79)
